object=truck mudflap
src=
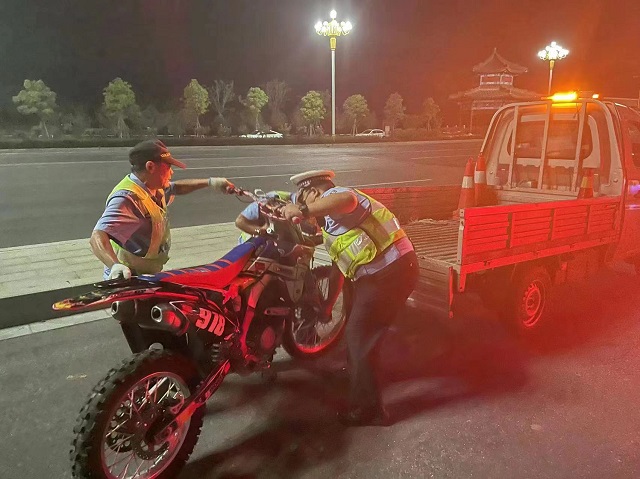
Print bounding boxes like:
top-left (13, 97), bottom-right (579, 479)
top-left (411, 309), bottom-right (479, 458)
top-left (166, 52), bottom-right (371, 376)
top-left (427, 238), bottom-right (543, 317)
top-left (407, 259), bottom-right (455, 319)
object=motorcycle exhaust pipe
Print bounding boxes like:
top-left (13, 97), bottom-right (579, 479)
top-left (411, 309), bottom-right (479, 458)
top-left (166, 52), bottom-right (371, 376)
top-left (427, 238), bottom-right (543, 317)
top-left (150, 304), bottom-right (188, 335)
top-left (110, 301), bottom-right (136, 322)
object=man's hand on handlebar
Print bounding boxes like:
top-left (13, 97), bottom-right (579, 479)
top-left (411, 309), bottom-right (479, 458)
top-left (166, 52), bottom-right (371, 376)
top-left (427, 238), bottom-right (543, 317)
top-left (209, 177), bottom-right (236, 193)
top-left (282, 203), bottom-right (304, 222)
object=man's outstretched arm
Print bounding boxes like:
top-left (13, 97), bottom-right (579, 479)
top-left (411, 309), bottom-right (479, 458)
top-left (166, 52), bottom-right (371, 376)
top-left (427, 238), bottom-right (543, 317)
top-left (173, 177), bottom-right (234, 195)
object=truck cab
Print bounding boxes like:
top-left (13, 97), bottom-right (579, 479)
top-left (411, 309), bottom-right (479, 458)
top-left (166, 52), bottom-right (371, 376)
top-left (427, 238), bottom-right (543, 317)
top-left (482, 95), bottom-right (640, 267)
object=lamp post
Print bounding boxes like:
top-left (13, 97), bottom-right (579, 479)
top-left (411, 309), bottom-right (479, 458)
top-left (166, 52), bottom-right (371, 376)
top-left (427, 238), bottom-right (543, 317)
top-left (315, 10), bottom-right (352, 137)
top-left (538, 41), bottom-right (569, 96)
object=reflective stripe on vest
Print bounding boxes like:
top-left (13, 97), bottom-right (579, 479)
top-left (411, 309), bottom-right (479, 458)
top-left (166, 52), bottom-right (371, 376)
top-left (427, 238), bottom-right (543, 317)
top-left (322, 189), bottom-right (406, 279)
top-left (106, 176), bottom-right (171, 274)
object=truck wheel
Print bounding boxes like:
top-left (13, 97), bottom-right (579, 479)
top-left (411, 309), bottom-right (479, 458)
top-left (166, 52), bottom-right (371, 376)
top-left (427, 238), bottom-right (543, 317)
top-left (508, 266), bottom-right (552, 333)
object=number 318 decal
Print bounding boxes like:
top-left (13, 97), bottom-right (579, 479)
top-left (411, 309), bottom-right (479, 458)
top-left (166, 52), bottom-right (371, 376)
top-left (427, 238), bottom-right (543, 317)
top-left (194, 308), bottom-right (225, 336)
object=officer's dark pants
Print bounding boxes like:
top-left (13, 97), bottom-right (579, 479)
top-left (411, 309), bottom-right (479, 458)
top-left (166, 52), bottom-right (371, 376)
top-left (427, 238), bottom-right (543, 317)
top-left (346, 250), bottom-right (419, 411)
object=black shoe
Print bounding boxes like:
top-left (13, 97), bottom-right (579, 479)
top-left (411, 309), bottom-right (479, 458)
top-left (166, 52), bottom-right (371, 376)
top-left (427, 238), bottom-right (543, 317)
top-left (337, 405), bottom-right (392, 427)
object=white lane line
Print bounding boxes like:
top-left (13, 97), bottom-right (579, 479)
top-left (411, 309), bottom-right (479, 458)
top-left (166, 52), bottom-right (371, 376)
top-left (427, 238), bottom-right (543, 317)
top-left (172, 163), bottom-right (299, 170)
top-left (411, 153), bottom-right (475, 159)
top-left (0, 161), bottom-right (301, 168)
top-left (227, 169), bottom-right (362, 180)
top-left (228, 169), bottom-right (363, 180)
top-left (353, 178), bottom-right (432, 187)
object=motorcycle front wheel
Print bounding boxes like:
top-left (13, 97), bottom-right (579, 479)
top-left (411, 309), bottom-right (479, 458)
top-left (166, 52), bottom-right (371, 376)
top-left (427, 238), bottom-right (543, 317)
top-left (70, 349), bottom-right (204, 479)
top-left (283, 265), bottom-right (351, 358)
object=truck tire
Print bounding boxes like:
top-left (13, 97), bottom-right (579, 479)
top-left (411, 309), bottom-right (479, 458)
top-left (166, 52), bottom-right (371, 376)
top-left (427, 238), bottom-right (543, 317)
top-left (508, 266), bottom-right (552, 334)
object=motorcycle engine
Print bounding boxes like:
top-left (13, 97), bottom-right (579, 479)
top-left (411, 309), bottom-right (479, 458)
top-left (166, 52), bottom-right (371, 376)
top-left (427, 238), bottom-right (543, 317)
top-left (246, 312), bottom-right (285, 361)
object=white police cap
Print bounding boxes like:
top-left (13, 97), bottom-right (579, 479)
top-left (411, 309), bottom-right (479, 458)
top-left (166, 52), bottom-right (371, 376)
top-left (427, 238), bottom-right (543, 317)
top-left (290, 170), bottom-right (336, 188)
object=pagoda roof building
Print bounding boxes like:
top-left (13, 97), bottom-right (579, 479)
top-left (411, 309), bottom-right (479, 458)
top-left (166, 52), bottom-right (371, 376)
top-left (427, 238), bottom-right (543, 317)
top-left (449, 48), bottom-right (541, 133)
top-left (472, 48), bottom-right (528, 75)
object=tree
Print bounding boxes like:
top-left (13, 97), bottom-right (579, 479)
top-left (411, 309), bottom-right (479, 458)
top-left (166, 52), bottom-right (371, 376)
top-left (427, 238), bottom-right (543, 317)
top-left (140, 105), bottom-right (173, 136)
top-left (59, 105), bottom-right (91, 136)
top-left (239, 87), bottom-right (269, 130)
top-left (183, 79), bottom-right (209, 136)
top-left (264, 79), bottom-right (290, 130)
top-left (343, 94), bottom-right (370, 135)
top-left (168, 109), bottom-right (189, 137)
top-left (300, 90), bottom-right (326, 136)
top-left (12, 79), bottom-right (57, 138)
top-left (208, 80), bottom-right (234, 124)
top-left (383, 92), bottom-right (406, 134)
top-left (421, 97), bottom-right (442, 131)
top-left (103, 78), bottom-right (137, 138)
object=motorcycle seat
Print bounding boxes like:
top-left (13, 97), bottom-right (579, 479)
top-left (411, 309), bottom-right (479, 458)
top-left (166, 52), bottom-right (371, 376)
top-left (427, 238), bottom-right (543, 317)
top-left (140, 237), bottom-right (267, 290)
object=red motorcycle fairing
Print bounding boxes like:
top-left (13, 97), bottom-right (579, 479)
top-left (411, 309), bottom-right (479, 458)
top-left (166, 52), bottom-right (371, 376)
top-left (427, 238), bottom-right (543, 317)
top-left (53, 238), bottom-right (268, 312)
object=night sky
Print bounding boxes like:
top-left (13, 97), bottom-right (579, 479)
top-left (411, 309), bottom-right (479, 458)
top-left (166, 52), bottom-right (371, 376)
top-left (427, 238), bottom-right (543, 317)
top-left (1, 0), bottom-right (639, 122)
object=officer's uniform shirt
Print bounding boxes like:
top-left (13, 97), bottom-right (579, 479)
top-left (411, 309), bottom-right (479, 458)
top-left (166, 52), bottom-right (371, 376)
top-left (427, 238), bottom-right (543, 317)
top-left (94, 173), bottom-right (175, 278)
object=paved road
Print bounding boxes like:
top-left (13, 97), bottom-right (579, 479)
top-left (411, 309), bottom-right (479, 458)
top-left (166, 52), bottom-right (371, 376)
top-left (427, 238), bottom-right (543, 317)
top-left (0, 140), bottom-right (481, 248)
top-left (1, 269), bottom-right (639, 478)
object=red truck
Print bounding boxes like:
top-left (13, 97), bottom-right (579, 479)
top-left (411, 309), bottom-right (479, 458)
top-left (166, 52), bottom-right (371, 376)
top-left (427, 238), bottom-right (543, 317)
top-left (361, 96), bottom-right (640, 333)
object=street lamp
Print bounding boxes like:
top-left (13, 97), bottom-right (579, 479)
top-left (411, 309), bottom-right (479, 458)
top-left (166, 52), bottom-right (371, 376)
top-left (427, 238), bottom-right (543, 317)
top-left (315, 9), bottom-right (353, 137)
top-left (538, 41), bottom-right (569, 96)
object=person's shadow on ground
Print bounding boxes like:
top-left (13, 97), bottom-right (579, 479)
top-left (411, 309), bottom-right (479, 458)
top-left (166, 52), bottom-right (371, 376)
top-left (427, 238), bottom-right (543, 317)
top-left (181, 267), bottom-right (638, 478)
top-left (180, 296), bottom-right (535, 478)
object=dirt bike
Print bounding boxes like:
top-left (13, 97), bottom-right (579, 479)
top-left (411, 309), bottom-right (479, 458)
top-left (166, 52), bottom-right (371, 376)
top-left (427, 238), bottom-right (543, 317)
top-left (55, 187), bottom-right (350, 479)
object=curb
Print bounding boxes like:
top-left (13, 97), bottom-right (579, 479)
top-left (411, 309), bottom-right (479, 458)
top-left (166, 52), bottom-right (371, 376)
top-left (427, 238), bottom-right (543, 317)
top-left (0, 283), bottom-right (101, 330)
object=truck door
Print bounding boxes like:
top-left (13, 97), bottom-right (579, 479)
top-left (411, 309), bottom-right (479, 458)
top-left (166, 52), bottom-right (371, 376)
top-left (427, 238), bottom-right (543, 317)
top-left (614, 105), bottom-right (640, 265)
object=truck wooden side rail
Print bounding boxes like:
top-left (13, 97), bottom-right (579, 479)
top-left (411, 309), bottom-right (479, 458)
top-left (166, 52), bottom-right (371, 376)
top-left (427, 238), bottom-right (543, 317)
top-left (398, 196), bottom-right (621, 315)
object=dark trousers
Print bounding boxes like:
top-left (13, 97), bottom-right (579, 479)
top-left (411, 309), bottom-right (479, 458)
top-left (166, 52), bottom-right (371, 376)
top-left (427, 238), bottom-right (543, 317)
top-left (346, 251), bottom-right (419, 410)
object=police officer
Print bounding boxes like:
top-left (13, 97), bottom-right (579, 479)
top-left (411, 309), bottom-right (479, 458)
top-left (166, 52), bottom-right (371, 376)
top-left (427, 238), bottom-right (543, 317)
top-left (91, 139), bottom-right (233, 279)
top-left (283, 170), bottom-right (418, 426)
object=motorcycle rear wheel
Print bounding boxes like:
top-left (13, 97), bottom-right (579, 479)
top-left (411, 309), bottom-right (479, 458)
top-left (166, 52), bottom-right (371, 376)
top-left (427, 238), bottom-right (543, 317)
top-left (70, 349), bottom-right (204, 479)
top-left (283, 265), bottom-right (351, 358)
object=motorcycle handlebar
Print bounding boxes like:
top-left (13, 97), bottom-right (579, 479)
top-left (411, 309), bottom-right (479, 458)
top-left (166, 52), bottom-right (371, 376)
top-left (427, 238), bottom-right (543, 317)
top-left (228, 186), bottom-right (307, 226)
top-left (227, 186), bottom-right (288, 222)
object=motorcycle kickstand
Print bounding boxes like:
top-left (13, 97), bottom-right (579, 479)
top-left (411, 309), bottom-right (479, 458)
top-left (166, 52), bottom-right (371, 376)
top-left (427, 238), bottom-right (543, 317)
top-left (260, 365), bottom-right (278, 383)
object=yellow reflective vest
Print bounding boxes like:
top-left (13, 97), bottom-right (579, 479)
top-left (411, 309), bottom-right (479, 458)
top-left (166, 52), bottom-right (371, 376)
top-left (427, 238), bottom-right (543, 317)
top-left (106, 176), bottom-right (171, 274)
top-left (322, 189), bottom-right (406, 279)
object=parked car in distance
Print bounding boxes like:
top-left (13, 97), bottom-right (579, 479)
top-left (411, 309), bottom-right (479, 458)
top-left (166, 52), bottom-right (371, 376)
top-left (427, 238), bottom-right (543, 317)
top-left (355, 128), bottom-right (386, 138)
top-left (240, 130), bottom-right (284, 139)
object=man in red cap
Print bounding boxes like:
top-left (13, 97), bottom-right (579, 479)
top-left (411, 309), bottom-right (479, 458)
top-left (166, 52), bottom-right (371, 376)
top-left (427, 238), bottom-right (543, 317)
top-left (90, 139), bottom-right (233, 279)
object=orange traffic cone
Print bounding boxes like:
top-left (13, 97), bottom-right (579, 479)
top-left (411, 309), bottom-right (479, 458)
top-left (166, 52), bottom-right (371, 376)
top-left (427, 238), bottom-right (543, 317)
top-left (474, 152), bottom-right (488, 206)
top-left (454, 158), bottom-right (476, 217)
top-left (578, 168), bottom-right (594, 199)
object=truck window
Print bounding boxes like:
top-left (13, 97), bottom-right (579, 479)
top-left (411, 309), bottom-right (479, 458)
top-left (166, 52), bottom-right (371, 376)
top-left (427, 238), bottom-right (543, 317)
top-left (585, 104), bottom-right (611, 185)
top-left (626, 121), bottom-right (640, 168)
top-left (506, 105), bottom-right (594, 190)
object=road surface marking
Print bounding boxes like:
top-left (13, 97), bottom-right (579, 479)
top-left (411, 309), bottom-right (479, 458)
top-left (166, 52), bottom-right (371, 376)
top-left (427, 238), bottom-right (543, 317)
top-left (172, 163), bottom-right (300, 170)
top-left (411, 153), bottom-right (476, 159)
top-left (353, 178), bottom-right (433, 187)
top-left (227, 169), bottom-right (362, 180)
top-left (0, 161), bottom-right (302, 168)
